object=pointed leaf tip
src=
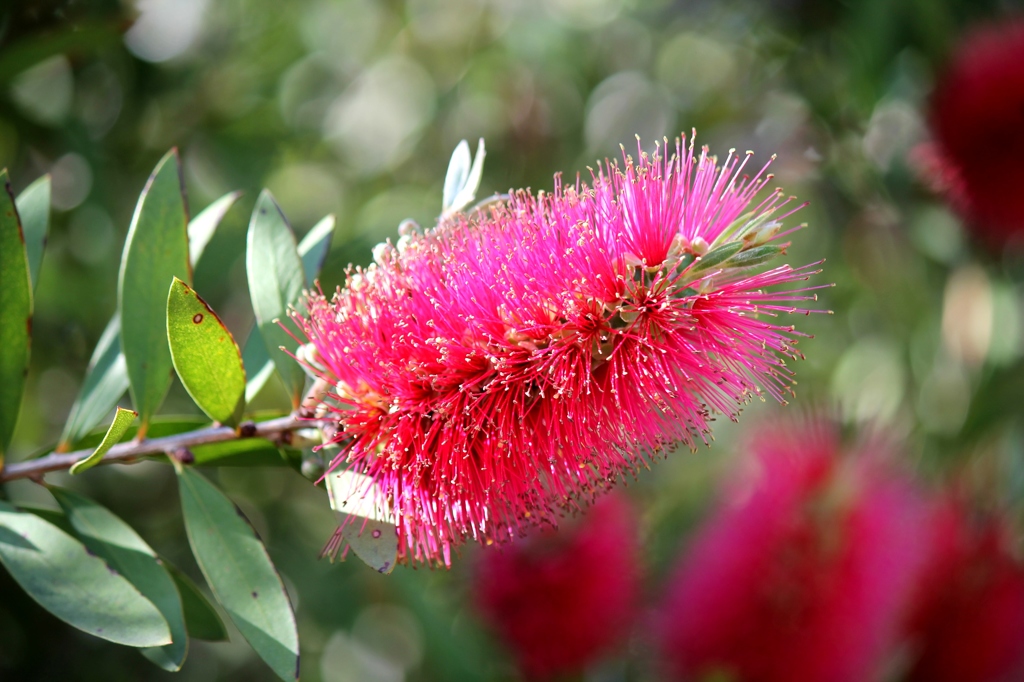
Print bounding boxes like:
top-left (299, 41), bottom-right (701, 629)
top-left (70, 407), bottom-right (137, 475)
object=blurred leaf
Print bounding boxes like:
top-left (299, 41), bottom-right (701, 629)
top-left (69, 407), bottom-right (137, 475)
top-left (18, 504), bottom-right (74, 535)
top-left (118, 149), bottom-right (191, 434)
top-left (246, 190), bottom-right (306, 408)
top-left (0, 500), bottom-right (171, 647)
top-left (177, 468), bottom-right (299, 681)
top-left (188, 190), bottom-right (241, 268)
top-left (58, 314), bottom-right (129, 452)
top-left (243, 328), bottom-right (275, 404)
top-left (14, 174), bottom-right (50, 291)
top-left (50, 487), bottom-right (188, 671)
top-left (167, 278), bottom-right (245, 427)
top-left (0, 171), bottom-right (32, 464)
top-left (326, 470), bottom-right (398, 574)
top-left (191, 438), bottom-right (295, 468)
top-left (727, 244), bottom-right (785, 268)
top-left (164, 561), bottom-right (229, 642)
top-left (443, 138), bottom-right (486, 215)
top-left (298, 214), bottom-right (336, 288)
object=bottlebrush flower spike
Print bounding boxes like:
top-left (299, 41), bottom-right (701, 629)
top-left (474, 494), bottom-right (640, 680)
top-left (923, 19), bottom-right (1024, 246)
top-left (655, 420), bottom-right (931, 682)
top-left (296, 132), bottom-right (825, 566)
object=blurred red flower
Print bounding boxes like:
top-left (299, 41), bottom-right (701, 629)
top-left (656, 421), bottom-right (930, 682)
top-left (903, 500), bottom-right (1024, 682)
top-left (927, 19), bottom-right (1024, 246)
top-left (474, 494), bottom-right (640, 680)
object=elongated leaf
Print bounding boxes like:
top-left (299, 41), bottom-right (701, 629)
top-left (164, 561), bottom-right (228, 641)
top-left (118, 149), bottom-right (191, 434)
top-left (58, 314), bottom-right (129, 451)
top-left (326, 470), bottom-right (398, 574)
top-left (243, 328), bottom-right (275, 404)
top-left (725, 244), bottom-right (785, 268)
top-left (246, 191), bottom-right (306, 408)
top-left (298, 214), bottom-right (336, 288)
top-left (188, 190), bottom-right (241, 267)
top-left (19, 504), bottom-right (73, 535)
top-left (177, 468), bottom-right (299, 681)
top-left (0, 171), bottom-right (32, 464)
top-left (689, 241), bottom-right (744, 275)
top-left (0, 500), bottom-right (171, 647)
top-left (70, 407), bottom-right (137, 475)
top-left (167, 278), bottom-right (245, 426)
top-left (15, 174), bottom-right (50, 291)
top-left (50, 487), bottom-right (188, 671)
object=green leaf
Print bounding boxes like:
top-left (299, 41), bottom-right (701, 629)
top-left (177, 468), bottom-right (299, 681)
top-left (69, 407), bottom-right (137, 475)
top-left (0, 500), bottom-right (171, 647)
top-left (189, 190), bottom-right (241, 268)
top-left (50, 487), bottom-right (188, 671)
top-left (689, 241), bottom-right (744, 275)
top-left (190, 438), bottom-right (295, 468)
top-left (725, 244), bottom-right (785, 268)
top-left (18, 504), bottom-right (74, 535)
top-left (242, 327), bottom-right (275, 404)
top-left (298, 214), bottom-right (336, 288)
top-left (118, 149), bottom-right (191, 435)
top-left (164, 561), bottom-right (229, 642)
top-left (167, 278), bottom-right (245, 426)
top-left (326, 470), bottom-right (398, 575)
top-left (0, 170), bottom-right (32, 464)
top-left (246, 190), bottom-right (306, 408)
top-left (58, 314), bottom-right (129, 451)
top-left (14, 174), bottom-right (50, 291)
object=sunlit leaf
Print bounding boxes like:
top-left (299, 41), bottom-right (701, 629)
top-left (164, 561), bottom-right (228, 642)
top-left (118, 149), bottom-right (191, 434)
top-left (50, 487), bottom-right (188, 671)
top-left (177, 468), bottom-right (299, 681)
top-left (69, 407), bottom-right (137, 475)
top-left (14, 174), bottom-right (50, 291)
top-left (167, 278), bottom-right (245, 426)
top-left (0, 500), bottom-right (171, 648)
top-left (0, 171), bottom-right (32, 464)
top-left (246, 190), bottom-right (306, 408)
top-left (58, 314), bottom-right (129, 452)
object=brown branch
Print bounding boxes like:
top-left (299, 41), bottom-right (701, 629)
top-left (0, 414), bottom-right (331, 484)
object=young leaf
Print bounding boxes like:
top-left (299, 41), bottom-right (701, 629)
top-left (166, 278), bottom-right (245, 426)
top-left (14, 174), bottom-right (50, 291)
top-left (49, 487), bottom-right (188, 671)
top-left (688, 241), bottom-right (744, 275)
top-left (445, 138), bottom-right (486, 215)
top-left (69, 407), bottom-right (137, 475)
top-left (0, 500), bottom-right (171, 648)
top-left (118, 149), bottom-right (191, 435)
top-left (188, 190), bottom-right (241, 268)
top-left (58, 314), bottom-right (129, 451)
top-left (246, 190), bottom-right (306, 408)
top-left (177, 468), bottom-right (299, 681)
top-left (298, 213), bottom-right (336, 288)
top-left (0, 171), bottom-right (32, 464)
top-left (442, 140), bottom-right (471, 212)
top-left (326, 470), bottom-right (398, 575)
top-left (725, 244), bottom-right (785, 268)
top-left (163, 561), bottom-right (229, 642)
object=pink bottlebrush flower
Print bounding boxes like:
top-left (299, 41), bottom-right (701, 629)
top-left (296, 133), bottom-right (823, 566)
top-left (473, 494), bottom-right (640, 680)
top-left (903, 499), bottom-right (1024, 682)
top-left (925, 19), bottom-right (1024, 246)
top-left (656, 420), bottom-right (931, 682)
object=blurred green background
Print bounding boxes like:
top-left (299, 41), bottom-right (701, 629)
top-left (2, 0), bottom-right (1023, 679)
